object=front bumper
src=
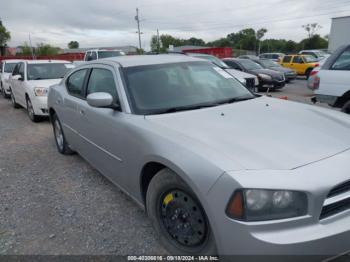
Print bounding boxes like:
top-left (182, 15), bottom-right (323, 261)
top-left (260, 78), bottom-right (285, 89)
top-left (206, 150), bottom-right (350, 256)
top-left (315, 94), bottom-right (338, 107)
top-left (31, 96), bottom-right (49, 116)
top-left (285, 73), bottom-right (297, 80)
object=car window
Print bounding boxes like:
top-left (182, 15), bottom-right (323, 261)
top-left (292, 56), bottom-right (303, 63)
top-left (303, 55), bottom-right (318, 63)
top-left (18, 63), bottom-right (25, 78)
top-left (224, 60), bottom-right (241, 70)
top-left (91, 51), bottom-right (97, 60)
top-left (283, 56), bottom-right (292, 63)
top-left (87, 68), bottom-right (118, 101)
top-left (66, 69), bottom-right (88, 98)
top-left (4, 63), bottom-right (17, 73)
top-left (332, 48), bottom-right (350, 70)
top-left (27, 63), bottom-right (73, 80)
top-left (12, 64), bottom-right (19, 75)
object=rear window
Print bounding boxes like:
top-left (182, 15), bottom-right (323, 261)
top-left (283, 56), bottom-right (292, 63)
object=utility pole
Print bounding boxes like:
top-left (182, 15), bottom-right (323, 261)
top-left (157, 28), bottom-right (160, 53)
top-left (135, 8), bottom-right (142, 52)
top-left (29, 33), bottom-right (36, 60)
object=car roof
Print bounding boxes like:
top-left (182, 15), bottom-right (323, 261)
top-left (2, 59), bottom-right (26, 63)
top-left (89, 54), bottom-right (207, 67)
top-left (86, 49), bottom-right (122, 52)
top-left (26, 60), bottom-right (71, 64)
top-left (186, 53), bottom-right (213, 57)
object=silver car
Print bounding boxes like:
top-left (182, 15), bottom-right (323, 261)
top-left (47, 55), bottom-right (350, 257)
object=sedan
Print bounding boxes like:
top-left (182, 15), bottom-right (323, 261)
top-left (223, 58), bottom-right (285, 91)
top-left (48, 55), bottom-right (350, 257)
top-left (250, 58), bottom-right (297, 82)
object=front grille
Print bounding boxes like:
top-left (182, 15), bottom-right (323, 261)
top-left (245, 78), bottom-right (255, 89)
top-left (320, 180), bottom-right (350, 220)
top-left (274, 75), bottom-right (285, 81)
top-left (327, 180), bottom-right (350, 198)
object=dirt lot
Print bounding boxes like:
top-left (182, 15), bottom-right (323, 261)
top-left (0, 78), bottom-right (332, 255)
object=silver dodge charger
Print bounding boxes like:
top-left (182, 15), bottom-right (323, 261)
top-left (47, 55), bottom-right (350, 256)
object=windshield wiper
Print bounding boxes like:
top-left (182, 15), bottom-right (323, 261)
top-left (216, 96), bottom-right (255, 105)
top-left (154, 102), bottom-right (220, 114)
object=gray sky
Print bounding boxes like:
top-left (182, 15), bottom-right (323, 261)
top-left (1, 0), bottom-right (350, 50)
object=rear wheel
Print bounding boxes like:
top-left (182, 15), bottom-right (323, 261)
top-left (342, 100), bottom-right (350, 114)
top-left (52, 113), bottom-right (74, 155)
top-left (10, 89), bottom-right (20, 108)
top-left (26, 97), bottom-right (40, 122)
top-left (146, 169), bottom-right (217, 255)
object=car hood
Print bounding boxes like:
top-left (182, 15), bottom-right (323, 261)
top-left (248, 68), bottom-right (283, 77)
top-left (269, 66), bottom-right (295, 74)
top-left (28, 79), bottom-right (62, 88)
top-left (146, 96), bottom-right (350, 171)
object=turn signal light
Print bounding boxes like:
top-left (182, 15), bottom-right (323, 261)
top-left (226, 191), bottom-right (244, 219)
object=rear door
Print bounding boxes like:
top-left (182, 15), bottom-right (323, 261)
top-left (291, 55), bottom-right (306, 74)
top-left (280, 55), bottom-right (292, 68)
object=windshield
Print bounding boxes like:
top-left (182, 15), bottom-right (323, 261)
top-left (239, 59), bottom-right (263, 70)
top-left (303, 56), bottom-right (318, 63)
top-left (122, 62), bottom-right (254, 115)
top-left (98, 51), bottom-right (125, 59)
top-left (260, 60), bottom-right (280, 68)
top-left (196, 55), bottom-right (229, 68)
top-left (4, 63), bottom-right (17, 73)
top-left (27, 63), bottom-right (74, 80)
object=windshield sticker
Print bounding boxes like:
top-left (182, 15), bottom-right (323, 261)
top-left (213, 67), bottom-right (233, 79)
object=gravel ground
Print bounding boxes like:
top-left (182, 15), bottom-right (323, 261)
top-left (0, 79), bottom-right (336, 256)
top-left (0, 99), bottom-right (166, 255)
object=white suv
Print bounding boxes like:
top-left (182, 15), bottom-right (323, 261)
top-left (0, 60), bottom-right (23, 98)
top-left (314, 45), bottom-right (350, 114)
top-left (84, 49), bottom-right (125, 61)
top-left (9, 60), bottom-right (74, 122)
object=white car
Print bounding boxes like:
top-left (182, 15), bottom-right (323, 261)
top-left (84, 49), bottom-right (125, 61)
top-left (9, 60), bottom-right (74, 122)
top-left (314, 45), bottom-right (350, 114)
top-left (299, 50), bottom-right (330, 61)
top-left (0, 59), bottom-right (23, 98)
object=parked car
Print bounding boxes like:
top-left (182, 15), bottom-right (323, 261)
top-left (9, 60), bottom-right (74, 122)
top-left (48, 54), bottom-right (350, 257)
top-left (299, 50), bottom-right (329, 60)
top-left (84, 49), bottom-right (125, 61)
top-left (280, 54), bottom-right (320, 79)
top-left (249, 58), bottom-right (297, 82)
top-left (186, 53), bottom-right (259, 91)
top-left (313, 44), bottom-right (350, 114)
top-left (223, 58), bottom-right (285, 90)
top-left (0, 59), bottom-right (23, 98)
top-left (259, 53), bottom-right (285, 62)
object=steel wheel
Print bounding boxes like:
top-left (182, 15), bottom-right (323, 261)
top-left (54, 118), bottom-right (64, 152)
top-left (27, 99), bottom-right (34, 119)
top-left (159, 189), bottom-right (208, 247)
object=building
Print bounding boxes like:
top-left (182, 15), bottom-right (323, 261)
top-left (329, 16), bottom-right (350, 52)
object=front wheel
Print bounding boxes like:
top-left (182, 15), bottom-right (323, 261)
top-left (52, 113), bottom-right (74, 155)
top-left (26, 97), bottom-right (41, 122)
top-left (342, 100), bottom-right (350, 114)
top-left (146, 169), bottom-right (217, 255)
top-left (10, 89), bottom-right (20, 108)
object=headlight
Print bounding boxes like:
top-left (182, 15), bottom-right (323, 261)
top-left (34, 87), bottom-right (48, 96)
top-left (258, 73), bottom-right (272, 80)
top-left (226, 189), bottom-right (307, 221)
top-left (239, 78), bottom-right (247, 86)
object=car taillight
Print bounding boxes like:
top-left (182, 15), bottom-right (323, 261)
top-left (313, 75), bottom-right (320, 90)
top-left (315, 64), bottom-right (320, 67)
top-left (310, 70), bottom-right (318, 77)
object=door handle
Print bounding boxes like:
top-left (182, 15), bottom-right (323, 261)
top-left (56, 99), bottom-right (61, 104)
top-left (79, 109), bottom-right (85, 116)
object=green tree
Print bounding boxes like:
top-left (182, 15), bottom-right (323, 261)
top-left (0, 19), bottom-right (11, 56)
top-left (206, 38), bottom-right (232, 47)
top-left (18, 42), bottom-right (33, 55)
top-left (256, 28), bottom-right (268, 54)
top-left (185, 37), bottom-right (205, 46)
top-left (68, 41), bottom-right (79, 49)
top-left (299, 34), bottom-right (328, 50)
top-left (36, 43), bottom-right (60, 56)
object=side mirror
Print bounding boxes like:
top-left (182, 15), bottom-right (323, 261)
top-left (12, 74), bottom-right (23, 81)
top-left (87, 92), bottom-right (117, 109)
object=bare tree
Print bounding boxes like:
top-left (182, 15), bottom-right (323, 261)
top-left (302, 23), bottom-right (322, 38)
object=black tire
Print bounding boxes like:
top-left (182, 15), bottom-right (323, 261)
top-left (0, 82), bottom-right (7, 98)
top-left (146, 168), bottom-right (217, 255)
top-left (341, 100), bottom-right (350, 114)
top-left (52, 113), bottom-right (74, 155)
top-left (26, 97), bottom-right (41, 122)
top-left (10, 89), bottom-right (20, 108)
top-left (305, 68), bottom-right (313, 80)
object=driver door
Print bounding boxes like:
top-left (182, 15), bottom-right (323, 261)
top-left (11, 62), bottom-right (26, 106)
